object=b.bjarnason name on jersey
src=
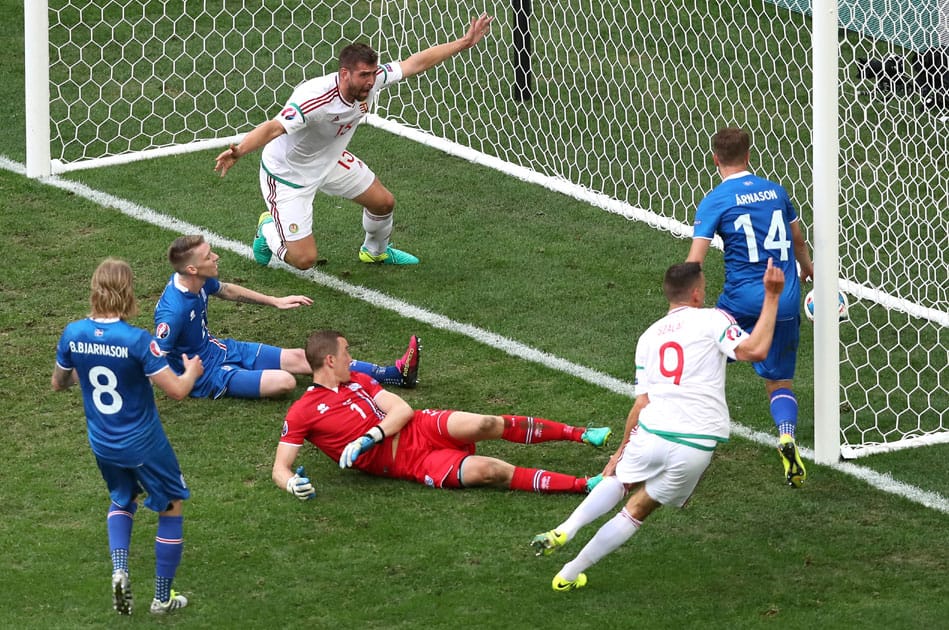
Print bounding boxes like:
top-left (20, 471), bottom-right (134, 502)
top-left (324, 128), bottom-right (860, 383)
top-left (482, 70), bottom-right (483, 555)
top-left (735, 189), bottom-right (778, 205)
top-left (69, 341), bottom-right (130, 358)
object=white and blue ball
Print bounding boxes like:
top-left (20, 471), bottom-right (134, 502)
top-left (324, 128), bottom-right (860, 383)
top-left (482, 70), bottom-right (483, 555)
top-left (804, 289), bottom-right (848, 321)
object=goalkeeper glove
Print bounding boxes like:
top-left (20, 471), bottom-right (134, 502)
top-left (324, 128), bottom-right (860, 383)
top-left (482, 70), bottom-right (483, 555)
top-left (286, 465), bottom-right (315, 500)
top-left (339, 425), bottom-right (385, 469)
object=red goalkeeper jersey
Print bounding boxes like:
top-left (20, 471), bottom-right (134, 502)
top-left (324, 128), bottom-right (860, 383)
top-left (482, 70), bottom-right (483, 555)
top-left (280, 371), bottom-right (394, 475)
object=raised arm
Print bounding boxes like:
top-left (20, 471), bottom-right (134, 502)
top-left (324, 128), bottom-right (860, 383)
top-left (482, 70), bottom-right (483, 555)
top-left (214, 119), bottom-right (287, 177)
top-left (216, 282), bottom-right (313, 309)
top-left (733, 258), bottom-right (785, 362)
top-left (685, 238), bottom-right (711, 264)
top-left (399, 13), bottom-right (494, 78)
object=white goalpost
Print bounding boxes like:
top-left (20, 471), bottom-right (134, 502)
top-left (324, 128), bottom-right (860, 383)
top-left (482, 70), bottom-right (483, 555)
top-left (26, 1), bottom-right (948, 460)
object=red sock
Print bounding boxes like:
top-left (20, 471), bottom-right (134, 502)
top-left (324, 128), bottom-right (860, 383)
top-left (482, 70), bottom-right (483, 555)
top-left (509, 467), bottom-right (587, 493)
top-left (501, 415), bottom-right (583, 443)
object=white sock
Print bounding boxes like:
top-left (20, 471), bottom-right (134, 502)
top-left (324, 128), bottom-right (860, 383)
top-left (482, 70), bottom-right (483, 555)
top-left (261, 221), bottom-right (285, 261)
top-left (559, 508), bottom-right (641, 581)
top-left (362, 209), bottom-right (393, 255)
top-left (558, 475), bottom-right (626, 541)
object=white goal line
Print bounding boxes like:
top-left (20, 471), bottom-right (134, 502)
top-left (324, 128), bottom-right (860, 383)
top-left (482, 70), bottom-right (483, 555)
top-left (1, 154), bottom-right (945, 515)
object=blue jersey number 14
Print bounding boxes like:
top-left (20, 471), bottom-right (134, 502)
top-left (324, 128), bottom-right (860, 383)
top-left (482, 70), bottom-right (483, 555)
top-left (733, 210), bottom-right (790, 262)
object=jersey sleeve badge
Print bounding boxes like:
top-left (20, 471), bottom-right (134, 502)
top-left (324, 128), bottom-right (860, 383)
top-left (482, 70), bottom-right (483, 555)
top-left (149, 339), bottom-right (163, 357)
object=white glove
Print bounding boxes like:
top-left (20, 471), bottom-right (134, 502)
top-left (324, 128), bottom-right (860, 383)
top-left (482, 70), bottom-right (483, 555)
top-left (286, 466), bottom-right (315, 500)
top-left (338, 425), bottom-right (385, 469)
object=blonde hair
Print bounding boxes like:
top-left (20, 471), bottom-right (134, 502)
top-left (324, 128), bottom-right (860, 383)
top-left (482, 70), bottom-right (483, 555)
top-left (89, 258), bottom-right (138, 319)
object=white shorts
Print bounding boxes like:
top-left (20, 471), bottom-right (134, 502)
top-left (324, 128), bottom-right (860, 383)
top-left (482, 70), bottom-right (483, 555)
top-left (258, 150), bottom-right (376, 242)
top-left (614, 427), bottom-right (714, 508)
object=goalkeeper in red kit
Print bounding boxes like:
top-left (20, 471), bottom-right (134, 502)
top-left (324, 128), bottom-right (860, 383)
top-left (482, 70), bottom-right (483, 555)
top-left (272, 330), bottom-right (613, 499)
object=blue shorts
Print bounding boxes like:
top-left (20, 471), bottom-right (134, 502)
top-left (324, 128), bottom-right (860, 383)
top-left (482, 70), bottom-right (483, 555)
top-left (733, 313), bottom-right (800, 381)
top-left (192, 340), bottom-right (282, 399)
top-left (96, 435), bottom-right (189, 512)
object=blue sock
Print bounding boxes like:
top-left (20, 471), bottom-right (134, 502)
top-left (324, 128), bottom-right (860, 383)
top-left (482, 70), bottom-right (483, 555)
top-left (107, 501), bottom-right (137, 572)
top-left (350, 360), bottom-right (403, 386)
top-left (154, 515), bottom-right (184, 601)
top-left (770, 388), bottom-right (798, 438)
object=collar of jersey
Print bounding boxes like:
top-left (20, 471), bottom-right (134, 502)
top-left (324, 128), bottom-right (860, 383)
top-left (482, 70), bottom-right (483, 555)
top-left (722, 170), bottom-right (752, 182)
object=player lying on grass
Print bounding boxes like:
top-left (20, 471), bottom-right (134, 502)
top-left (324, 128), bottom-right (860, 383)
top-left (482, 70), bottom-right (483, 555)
top-left (272, 329), bottom-right (613, 499)
top-left (155, 235), bottom-right (420, 400)
top-left (531, 260), bottom-right (784, 592)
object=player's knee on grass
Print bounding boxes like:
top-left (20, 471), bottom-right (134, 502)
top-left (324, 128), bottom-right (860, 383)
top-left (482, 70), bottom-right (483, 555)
top-left (284, 239), bottom-right (319, 270)
top-left (286, 250), bottom-right (319, 270)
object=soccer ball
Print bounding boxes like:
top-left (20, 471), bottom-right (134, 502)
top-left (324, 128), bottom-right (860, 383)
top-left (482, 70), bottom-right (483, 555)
top-left (803, 289), bottom-right (849, 321)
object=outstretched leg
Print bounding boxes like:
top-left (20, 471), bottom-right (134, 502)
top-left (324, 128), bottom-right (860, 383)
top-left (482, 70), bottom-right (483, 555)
top-left (459, 456), bottom-right (594, 494)
top-left (531, 475), bottom-right (628, 556)
top-left (446, 412), bottom-right (612, 447)
top-left (553, 487), bottom-right (661, 590)
top-left (350, 334), bottom-right (421, 389)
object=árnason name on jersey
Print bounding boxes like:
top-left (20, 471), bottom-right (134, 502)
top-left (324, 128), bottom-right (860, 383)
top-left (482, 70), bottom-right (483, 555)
top-left (735, 189), bottom-right (778, 206)
top-left (68, 341), bottom-right (130, 358)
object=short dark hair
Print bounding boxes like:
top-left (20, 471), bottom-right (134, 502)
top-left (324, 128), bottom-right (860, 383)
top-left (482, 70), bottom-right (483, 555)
top-left (663, 262), bottom-right (703, 303)
top-left (711, 127), bottom-right (751, 166)
top-left (167, 235), bottom-right (206, 272)
top-left (305, 330), bottom-right (344, 371)
top-left (339, 43), bottom-right (378, 70)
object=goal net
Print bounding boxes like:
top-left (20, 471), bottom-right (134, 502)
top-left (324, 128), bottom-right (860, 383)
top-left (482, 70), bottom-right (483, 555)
top-left (37, 0), bottom-right (947, 458)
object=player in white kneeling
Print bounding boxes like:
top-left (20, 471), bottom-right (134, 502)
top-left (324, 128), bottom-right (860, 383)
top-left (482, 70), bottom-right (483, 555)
top-left (214, 14), bottom-right (494, 270)
top-left (531, 259), bottom-right (785, 591)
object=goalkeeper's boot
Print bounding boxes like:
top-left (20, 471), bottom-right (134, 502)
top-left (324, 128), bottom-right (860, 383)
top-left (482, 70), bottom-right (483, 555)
top-left (552, 573), bottom-right (587, 592)
top-left (584, 474), bottom-right (604, 493)
top-left (778, 434), bottom-right (807, 488)
top-left (581, 426), bottom-right (612, 448)
top-left (150, 590), bottom-right (188, 615)
top-left (531, 529), bottom-right (568, 557)
top-left (253, 212), bottom-right (274, 265)
top-left (395, 335), bottom-right (421, 389)
top-left (111, 569), bottom-right (132, 616)
top-left (359, 245), bottom-right (419, 265)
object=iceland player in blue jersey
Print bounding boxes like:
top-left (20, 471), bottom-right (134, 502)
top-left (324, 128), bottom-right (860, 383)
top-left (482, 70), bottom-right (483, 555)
top-left (154, 235), bottom-right (420, 400)
top-left (687, 127), bottom-right (815, 487)
top-left (52, 259), bottom-right (203, 615)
